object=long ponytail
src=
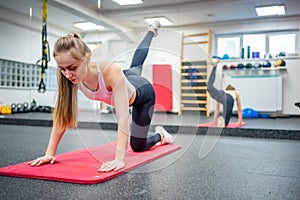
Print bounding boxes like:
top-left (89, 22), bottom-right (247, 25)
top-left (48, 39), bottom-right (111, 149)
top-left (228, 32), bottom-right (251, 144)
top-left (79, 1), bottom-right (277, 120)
top-left (53, 33), bottom-right (91, 130)
top-left (53, 70), bottom-right (78, 130)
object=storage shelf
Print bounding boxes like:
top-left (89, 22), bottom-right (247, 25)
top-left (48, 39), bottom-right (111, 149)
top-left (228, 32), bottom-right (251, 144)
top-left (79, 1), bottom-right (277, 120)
top-left (219, 56), bottom-right (298, 62)
top-left (222, 67), bottom-right (287, 78)
top-left (223, 67), bottom-right (287, 71)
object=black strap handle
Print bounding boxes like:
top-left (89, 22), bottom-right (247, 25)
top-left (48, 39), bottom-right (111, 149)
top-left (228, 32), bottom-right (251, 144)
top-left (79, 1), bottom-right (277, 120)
top-left (37, 23), bottom-right (50, 93)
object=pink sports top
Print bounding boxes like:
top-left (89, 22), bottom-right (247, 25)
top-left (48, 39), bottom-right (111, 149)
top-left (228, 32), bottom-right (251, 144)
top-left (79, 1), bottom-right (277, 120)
top-left (78, 64), bottom-right (135, 106)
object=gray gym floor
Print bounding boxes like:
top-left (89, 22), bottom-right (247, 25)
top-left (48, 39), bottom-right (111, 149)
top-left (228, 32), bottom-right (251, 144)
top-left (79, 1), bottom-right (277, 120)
top-left (0, 111), bottom-right (299, 199)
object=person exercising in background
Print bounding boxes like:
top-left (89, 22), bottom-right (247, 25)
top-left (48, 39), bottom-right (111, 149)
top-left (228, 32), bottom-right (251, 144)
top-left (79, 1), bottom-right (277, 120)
top-left (207, 59), bottom-right (243, 127)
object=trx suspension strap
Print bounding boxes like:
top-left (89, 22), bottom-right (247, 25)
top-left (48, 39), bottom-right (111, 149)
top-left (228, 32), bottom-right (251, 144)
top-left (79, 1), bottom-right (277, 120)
top-left (36, 0), bottom-right (50, 93)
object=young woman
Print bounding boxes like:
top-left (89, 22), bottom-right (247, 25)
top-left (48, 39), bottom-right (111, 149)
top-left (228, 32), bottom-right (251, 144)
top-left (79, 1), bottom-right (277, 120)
top-left (207, 59), bottom-right (243, 127)
top-left (29, 21), bottom-right (174, 172)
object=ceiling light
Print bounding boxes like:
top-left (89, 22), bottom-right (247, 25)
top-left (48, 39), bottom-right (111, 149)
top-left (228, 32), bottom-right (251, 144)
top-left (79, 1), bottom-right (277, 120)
top-left (144, 17), bottom-right (173, 26)
top-left (29, 7), bottom-right (32, 18)
top-left (255, 5), bottom-right (285, 16)
top-left (112, 0), bottom-right (143, 6)
top-left (74, 22), bottom-right (104, 31)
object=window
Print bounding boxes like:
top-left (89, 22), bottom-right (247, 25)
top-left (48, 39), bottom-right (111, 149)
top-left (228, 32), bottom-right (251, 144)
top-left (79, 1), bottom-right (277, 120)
top-left (215, 30), bottom-right (298, 59)
top-left (217, 37), bottom-right (240, 58)
top-left (269, 33), bottom-right (296, 56)
top-left (0, 58), bottom-right (57, 89)
top-left (243, 34), bottom-right (266, 59)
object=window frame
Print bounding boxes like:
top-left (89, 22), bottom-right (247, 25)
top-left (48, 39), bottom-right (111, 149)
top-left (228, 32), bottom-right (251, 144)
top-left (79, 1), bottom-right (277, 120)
top-left (214, 29), bottom-right (299, 59)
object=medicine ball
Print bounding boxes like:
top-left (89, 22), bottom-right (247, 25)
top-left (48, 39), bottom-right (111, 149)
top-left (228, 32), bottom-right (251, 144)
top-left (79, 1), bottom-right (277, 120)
top-left (245, 63), bottom-right (253, 69)
top-left (274, 59), bottom-right (286, 67)
top-left (279, 52), bottom-right (286, 57)
top-left (223, 65), bottom-right (229, 70)
top-left (262, 61), bottom-right (271, 68)
top-left (222, 54), bottom-right (229, 59)
top-left (229, 64), bottom-right (236, 69)
top-left (254, 63), bottom-right (262, 68)
top-left (242, 108), bottom-right (259, 118)
top-left (237, 63), bottom-right (245, 69)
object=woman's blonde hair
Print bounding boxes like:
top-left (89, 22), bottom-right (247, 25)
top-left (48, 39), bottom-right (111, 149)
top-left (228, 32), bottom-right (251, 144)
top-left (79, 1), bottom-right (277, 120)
top-left (53, 33), bottom-right (91, 130)
top-left (225, 84), bottom-right (235, 90)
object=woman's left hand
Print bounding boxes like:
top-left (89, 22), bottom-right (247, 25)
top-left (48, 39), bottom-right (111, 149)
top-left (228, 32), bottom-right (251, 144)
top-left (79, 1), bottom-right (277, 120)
top-left (97, 159), bottom-right (125, 172)
top-left (237, 120), bottom-right (243, 125)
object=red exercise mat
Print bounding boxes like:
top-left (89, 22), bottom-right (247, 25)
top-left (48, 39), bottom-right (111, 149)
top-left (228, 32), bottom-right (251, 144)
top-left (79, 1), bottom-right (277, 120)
top-left (0, 143), bottom-right (181, 184)
top-left (196, 122), bottom-right (246, 128)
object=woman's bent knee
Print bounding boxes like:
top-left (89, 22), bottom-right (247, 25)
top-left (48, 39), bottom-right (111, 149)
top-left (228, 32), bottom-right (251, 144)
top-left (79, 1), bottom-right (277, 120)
top-left (130, 138), bottom-right (146, 152)
top-left (130, 144), bottom-right (145, 152)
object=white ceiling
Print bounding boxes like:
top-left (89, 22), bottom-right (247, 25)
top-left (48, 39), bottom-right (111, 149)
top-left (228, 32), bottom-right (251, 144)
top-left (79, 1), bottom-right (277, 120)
top-left (0, 0), bottom-right (300, 34)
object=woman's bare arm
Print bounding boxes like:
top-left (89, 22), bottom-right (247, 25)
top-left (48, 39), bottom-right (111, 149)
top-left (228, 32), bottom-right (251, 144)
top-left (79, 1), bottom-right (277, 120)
top-left (29, 126), bottom-right (66, 166)
top-left (98, 63), bottom-right (130, 172)
top-left (236, 92), bottom-right (243, 124)
top-left (213, 102), bottom-right (221, 124)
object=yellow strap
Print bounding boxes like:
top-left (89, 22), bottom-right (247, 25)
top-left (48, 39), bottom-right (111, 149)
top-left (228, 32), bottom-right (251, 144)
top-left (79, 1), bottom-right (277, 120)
top-left (42, 0), bottom-right (48, 22)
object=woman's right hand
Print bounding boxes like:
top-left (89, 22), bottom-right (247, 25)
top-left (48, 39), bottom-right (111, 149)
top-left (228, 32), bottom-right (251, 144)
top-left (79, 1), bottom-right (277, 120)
top-left (28, 154), bottom-right (56, 166)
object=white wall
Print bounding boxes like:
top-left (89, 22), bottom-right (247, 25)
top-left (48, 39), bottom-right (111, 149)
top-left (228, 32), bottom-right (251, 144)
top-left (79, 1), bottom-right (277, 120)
top-left (222, 66), bottom-right (283, 112)
top-left (0, 21), bottom-right (58, 66)
top-left (0, 88), bottom-right (57, 107)
top-left (0, 20), bottom-right (58, 107)
top-left (282, 60), bottom-right (300, 115)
